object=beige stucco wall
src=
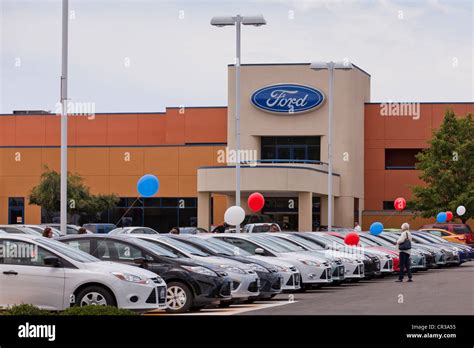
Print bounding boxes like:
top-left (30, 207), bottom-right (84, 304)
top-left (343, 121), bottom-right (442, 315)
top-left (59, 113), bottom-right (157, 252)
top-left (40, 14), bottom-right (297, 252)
top-left (227, 64), bottom-right (370, 198)
top-left (198, 63), bottom-right (370, 229)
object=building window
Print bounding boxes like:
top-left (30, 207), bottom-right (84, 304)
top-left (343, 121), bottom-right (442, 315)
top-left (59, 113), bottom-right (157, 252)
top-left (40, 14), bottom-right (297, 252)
top-left (8, 197), bottom-right (25, 224)
top-left (382, 201), bottom-right (396, 210)
top-left (385, 149), bottom-right (421, 170)
top-left (261, 136), bottom-right (321, 163)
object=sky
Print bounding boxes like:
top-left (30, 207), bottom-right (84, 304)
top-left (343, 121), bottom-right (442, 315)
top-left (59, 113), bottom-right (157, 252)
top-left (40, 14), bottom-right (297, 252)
top-left (0, 0), bottom-right (472, 114)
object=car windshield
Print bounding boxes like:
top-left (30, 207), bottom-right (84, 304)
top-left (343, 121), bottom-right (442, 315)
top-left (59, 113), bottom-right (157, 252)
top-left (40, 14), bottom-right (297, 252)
top-left (132, 238), bottom-right (180, 258)
top-left (161, 237), bottom-right (210, 257)
top-left (262, 235), bottom-right (306, 252)
top-left (109, 228), bottom-right (128, 235)
top-left (39, 238), bottom-right (99, 263)
top-left (417, 233), bottom-right (447, 243)
top-left (286, 235), bottom-right (324, 250)
top-left (362, 235), bottom-right (393, 247)
top-left (184, 238), bottom-right (234, 256)
top-left (249, 235), bottom-right (293, 253)
top-left (379, 234), bottom-right (398, 243)
top-left (453, 225), bottom-right (472, 234)
top-left (357, 236), bottom-right (380, 247)
top-left (207, 237), bottom-right (252, 256)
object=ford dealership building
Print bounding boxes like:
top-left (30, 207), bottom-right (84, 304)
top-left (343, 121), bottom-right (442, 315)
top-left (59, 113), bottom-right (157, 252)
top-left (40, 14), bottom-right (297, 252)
top-left (0, 63), bottom-right (472, 232)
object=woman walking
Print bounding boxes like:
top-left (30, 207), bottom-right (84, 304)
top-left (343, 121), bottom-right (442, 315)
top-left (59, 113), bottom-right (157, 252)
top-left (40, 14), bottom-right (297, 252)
top-left (396, 223), bottom-right (413, 282)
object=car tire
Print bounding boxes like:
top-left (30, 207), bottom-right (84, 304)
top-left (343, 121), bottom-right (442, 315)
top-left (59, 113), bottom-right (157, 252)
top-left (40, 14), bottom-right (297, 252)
top-left (166, 282), bottom-right (193, 314)
top-left (75, 286), bottom-right (115, 307)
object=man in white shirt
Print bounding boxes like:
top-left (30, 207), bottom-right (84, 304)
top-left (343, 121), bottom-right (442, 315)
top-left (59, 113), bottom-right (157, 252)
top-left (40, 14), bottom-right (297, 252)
top-left (396, 223), bottom-right (413, 282)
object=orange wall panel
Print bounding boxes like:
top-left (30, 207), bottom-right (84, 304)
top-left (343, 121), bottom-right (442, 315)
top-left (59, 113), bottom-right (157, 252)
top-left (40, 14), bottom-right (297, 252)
top-left (75, 116), bottom-right (108, 146)
top-left (138, 115), bottom-right (166, 145)
top-left (109, 148), bottom-right (144, 176)
top-left (178, 176), bottom-right (197, 196)
top-left (107, 115), bottom-right (139, 146)
top-left (75, 148), bottom-right (109, 176)
top-left (178, 147), bottom-right (216, 176)
top-left (15, 116), bottom-right (46, 146)
top-left (1, 148), bottom-right (43, 176)
top-left (0, 116), bottom-right (16, 146)
top-left (164, 110), bottom-right (185, 144)
top-left (184, 108), bottom-right (227, 144)
top-left (143, 147), bottom-right (180, 176)
top-left (82, 175), bottom-right (110, 195)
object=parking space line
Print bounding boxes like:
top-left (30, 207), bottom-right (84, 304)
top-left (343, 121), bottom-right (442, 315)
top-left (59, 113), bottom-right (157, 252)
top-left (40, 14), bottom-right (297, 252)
top-left (144, 300), bottom-right (296, 316)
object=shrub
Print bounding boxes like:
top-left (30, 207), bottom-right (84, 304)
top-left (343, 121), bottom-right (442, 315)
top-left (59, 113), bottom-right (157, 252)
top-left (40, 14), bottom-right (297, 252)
top-left (2, 304), bottom-right (52, 316)
top-left (60, 305), bottom-right (137, 316)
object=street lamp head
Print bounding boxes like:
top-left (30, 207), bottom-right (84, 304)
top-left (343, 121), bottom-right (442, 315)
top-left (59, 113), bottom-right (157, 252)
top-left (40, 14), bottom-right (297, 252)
top-left (310, 61), bottom-right (328, 70)
top-left (242, 15), bottom-right (266, 26)
top-left (211, 16), bottom-right (236, 27)
top-left (310, 61), bottom-right (354, 70)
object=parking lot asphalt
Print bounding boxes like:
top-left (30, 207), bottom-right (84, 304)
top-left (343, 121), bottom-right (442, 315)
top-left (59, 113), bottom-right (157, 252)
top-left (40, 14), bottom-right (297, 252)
top-left (240, 263), bottom-right (474, 315)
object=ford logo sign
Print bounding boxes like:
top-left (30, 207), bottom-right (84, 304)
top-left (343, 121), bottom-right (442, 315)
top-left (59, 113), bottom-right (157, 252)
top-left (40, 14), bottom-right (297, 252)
top-left (250, 83), bottom-right (325, 114)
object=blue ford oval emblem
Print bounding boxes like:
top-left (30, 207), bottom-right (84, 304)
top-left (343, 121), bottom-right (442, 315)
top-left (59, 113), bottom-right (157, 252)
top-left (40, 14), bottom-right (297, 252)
top-left (251, 83), bottom-right (325, 114)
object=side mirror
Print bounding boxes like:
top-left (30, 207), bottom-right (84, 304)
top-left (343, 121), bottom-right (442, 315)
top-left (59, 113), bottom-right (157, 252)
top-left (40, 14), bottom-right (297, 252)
top-left (44, 256), bottom-right (61, 267)
top-left (133, 257), bottom-right (147, 265)
top-left (255, 248), bottom-right (265, 255)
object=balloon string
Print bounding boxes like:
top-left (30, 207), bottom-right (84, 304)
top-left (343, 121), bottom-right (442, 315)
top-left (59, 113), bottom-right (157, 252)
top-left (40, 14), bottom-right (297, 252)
top-left (115, 197), bottom-right (142, 227)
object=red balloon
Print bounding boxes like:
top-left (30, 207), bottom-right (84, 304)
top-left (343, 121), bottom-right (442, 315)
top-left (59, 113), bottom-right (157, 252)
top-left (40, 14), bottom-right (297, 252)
top-left (394, 197), bottom-right (406, 211)
top-left (248, 192), bottom-right (265, 212)
top-left (446, 211), bottom-right (453, 221)
top-left (344, 232), bottom-right (360, 246)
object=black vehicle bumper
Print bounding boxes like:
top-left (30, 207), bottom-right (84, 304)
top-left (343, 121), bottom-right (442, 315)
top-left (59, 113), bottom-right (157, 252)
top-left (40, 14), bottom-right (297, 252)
top-left (191, 274), bottom-right (233, 306)
top-left (251, 271), bottom-right (282, 299)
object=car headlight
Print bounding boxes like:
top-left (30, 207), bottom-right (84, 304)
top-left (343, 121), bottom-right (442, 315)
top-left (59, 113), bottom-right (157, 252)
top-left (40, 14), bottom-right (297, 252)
top-left (298, 259), bottom-right (321, 266)
top-left (220, 265), bottom-right (246, 274)
top-left (248, 263), bottom-right (268, 272)
top-left (182, 265), bottom-right (217, 276)
top-left (275, 265), bottom-right (290, 272)
top-left (112, 272), bottom-right (149, 284)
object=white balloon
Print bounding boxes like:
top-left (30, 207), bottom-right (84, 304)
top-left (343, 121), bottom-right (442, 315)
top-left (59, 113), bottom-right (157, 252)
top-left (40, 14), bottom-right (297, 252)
top-left (224, 206), bottom-right (245, 226)
top-left (456, 205), bottom-right (466, 216)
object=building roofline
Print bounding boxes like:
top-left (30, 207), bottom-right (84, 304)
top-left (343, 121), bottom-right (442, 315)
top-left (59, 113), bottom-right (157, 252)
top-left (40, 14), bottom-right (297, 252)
top-left (0, 106), bottom-right (228, 116)
top-left (227, 62), bottom-right (371, 77)
top-left (365, 102), bottom-right (474, 105)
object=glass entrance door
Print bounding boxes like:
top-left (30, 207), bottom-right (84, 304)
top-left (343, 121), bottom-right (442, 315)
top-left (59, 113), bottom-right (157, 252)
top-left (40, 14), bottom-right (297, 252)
top-left (8, 197), bottom-right (25, 224)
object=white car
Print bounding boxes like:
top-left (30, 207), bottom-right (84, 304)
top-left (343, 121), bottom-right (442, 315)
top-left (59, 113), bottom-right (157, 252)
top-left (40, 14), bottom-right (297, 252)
top-left (199, 234), bottom-right (301, 292)
top-left (109, 227), bottom-right (160, 235)
top-left (212, 234), bottom-right (334, 289)
top-left (270, 232), bottom-right (367, 281)
top-left (18, 225), bottom-right (62, 237)
top-left (0, 225), bottom-right (42, 236)
top-left (0, 235), bottom-right (167, 312)
top-left (128, 234), bottom-right (261, 301)
top-left (242, 223), bottom-right (282, 233)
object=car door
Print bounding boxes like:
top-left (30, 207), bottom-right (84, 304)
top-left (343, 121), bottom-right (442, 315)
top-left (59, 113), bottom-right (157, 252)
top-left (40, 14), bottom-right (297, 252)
top-left (0, 239), bottom-right (65, 310)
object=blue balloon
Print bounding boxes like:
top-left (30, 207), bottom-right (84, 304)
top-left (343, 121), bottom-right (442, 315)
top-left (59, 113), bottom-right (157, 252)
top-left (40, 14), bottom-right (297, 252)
top-left (436, 212), bottom-right (447, 223)
top-left (369, 222), bottom-right (384, 236)
top-left (137, 174), bottom-right (159, 197)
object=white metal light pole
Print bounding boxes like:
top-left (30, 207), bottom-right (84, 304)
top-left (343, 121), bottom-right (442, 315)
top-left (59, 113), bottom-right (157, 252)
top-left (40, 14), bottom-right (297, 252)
top-left (60, 0), bottom-right (69, 236)
top-left (211, 14), bottom-right (266, 232)
top-left (310, 61), bottom-right (353, 232)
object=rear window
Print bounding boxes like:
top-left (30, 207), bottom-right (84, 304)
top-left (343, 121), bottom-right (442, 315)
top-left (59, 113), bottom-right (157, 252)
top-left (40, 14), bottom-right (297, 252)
top-left (453, 225), bottom-right (472, 234)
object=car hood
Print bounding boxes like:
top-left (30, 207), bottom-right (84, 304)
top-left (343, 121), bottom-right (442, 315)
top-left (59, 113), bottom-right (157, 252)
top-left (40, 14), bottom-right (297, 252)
top-left (189, 255), bottom-right (253, 272)
top-left (80, 260), bottom-right (159, 279)
top-left (275, 251), bottom-right (329, 263)
top-left (249, 255), bottom-right (297, 269)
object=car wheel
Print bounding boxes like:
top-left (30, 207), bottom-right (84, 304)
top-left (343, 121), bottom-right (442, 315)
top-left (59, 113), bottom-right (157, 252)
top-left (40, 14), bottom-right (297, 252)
top-left (166, 282), bottom-right (193, 313)
top-left (76, 286), bottom-right (115, 307)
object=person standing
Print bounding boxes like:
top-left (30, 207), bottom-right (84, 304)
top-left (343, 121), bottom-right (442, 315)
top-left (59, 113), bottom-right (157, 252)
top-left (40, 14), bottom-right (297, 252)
top-left (396, 223), bottom-right (413, 282)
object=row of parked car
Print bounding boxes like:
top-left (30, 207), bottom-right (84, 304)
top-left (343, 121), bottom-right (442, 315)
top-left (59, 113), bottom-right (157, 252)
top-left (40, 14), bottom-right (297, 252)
top-left (1, 223), bottom-right (472, 314)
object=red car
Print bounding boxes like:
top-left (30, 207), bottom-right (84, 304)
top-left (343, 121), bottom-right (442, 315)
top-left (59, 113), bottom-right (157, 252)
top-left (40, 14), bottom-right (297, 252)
top-left (420, 223), bottom-right (473, 245)
top-left (325, 231), bottom-right (400, 272)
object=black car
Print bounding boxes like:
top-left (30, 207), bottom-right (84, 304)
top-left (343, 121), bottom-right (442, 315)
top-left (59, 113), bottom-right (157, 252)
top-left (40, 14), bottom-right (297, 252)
top-left (168, 235), bottom-right (283, 301)
top-left (57, 235), bottom-right (232, 313)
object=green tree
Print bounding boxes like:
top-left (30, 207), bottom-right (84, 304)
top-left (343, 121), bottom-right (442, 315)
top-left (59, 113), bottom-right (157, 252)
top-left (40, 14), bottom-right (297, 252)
top-left (410, 110), bottom-right (473, 223)
top-left (29, 167), bottom-right (119, 222)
